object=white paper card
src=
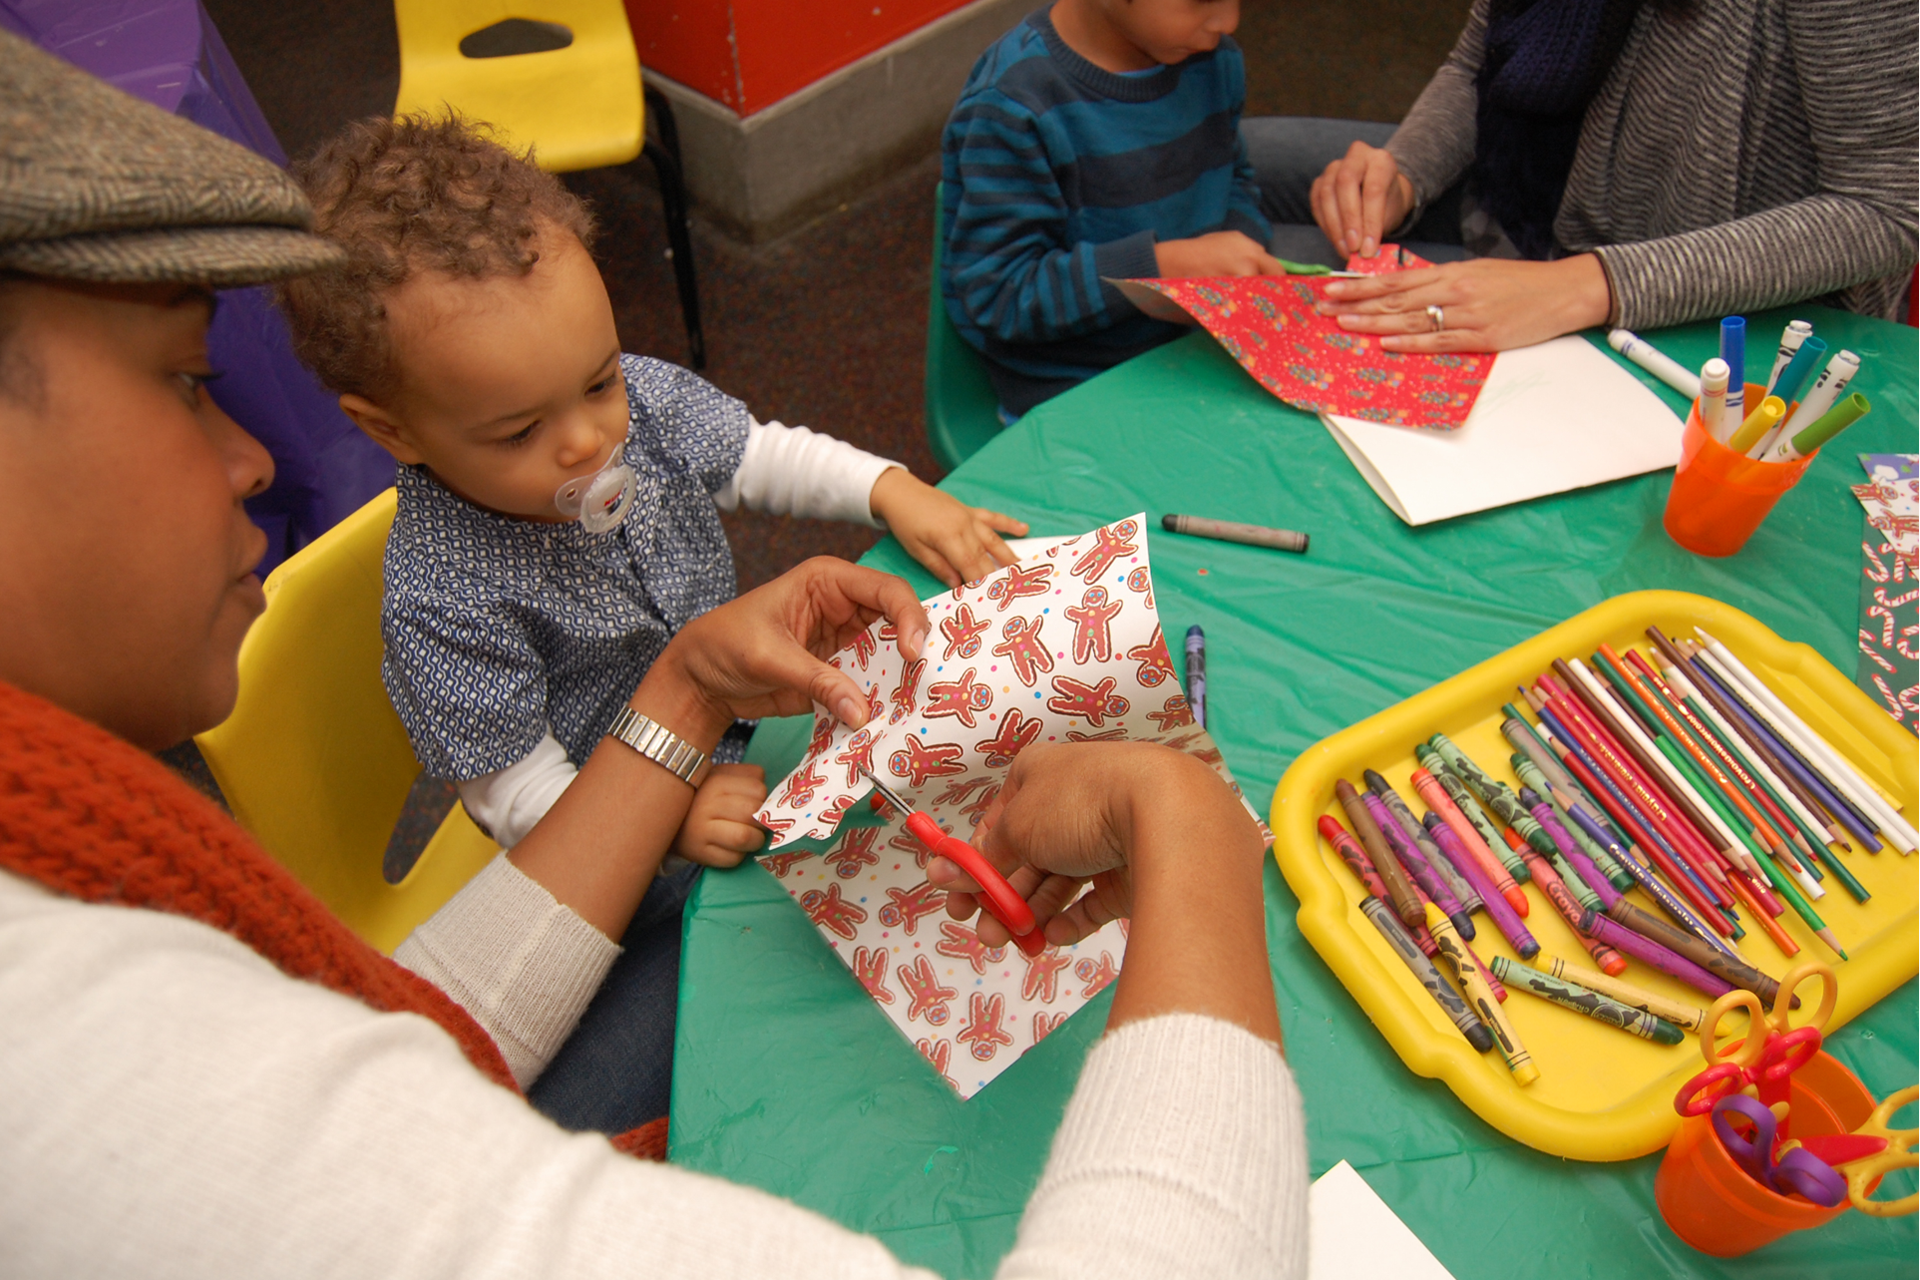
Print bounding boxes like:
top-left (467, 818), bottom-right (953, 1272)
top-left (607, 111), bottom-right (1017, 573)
top-left (1321, 335), bottom-right (1683, 526)
top-left (1309, 1160), bottom-right (1458, 1280)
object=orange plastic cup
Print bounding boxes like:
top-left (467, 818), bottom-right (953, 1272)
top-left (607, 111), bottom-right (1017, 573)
top-left (1664, 383), bottom-right (1819, 557)
top-left (1655, 1051), bottom-right (1879, 1257)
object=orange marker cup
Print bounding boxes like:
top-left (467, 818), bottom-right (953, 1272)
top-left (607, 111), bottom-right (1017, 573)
top-left (1664, 384), bottom-right (1819, 558)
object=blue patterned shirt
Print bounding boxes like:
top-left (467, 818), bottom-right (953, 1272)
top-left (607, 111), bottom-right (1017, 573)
top-left (381, 355), bottom-right (749, 780)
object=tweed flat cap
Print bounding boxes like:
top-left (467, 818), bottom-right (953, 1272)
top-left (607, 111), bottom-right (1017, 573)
top-left (0, 29), bottom-right (343, 285)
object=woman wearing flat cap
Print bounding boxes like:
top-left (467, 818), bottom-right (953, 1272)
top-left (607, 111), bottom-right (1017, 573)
top-left (0, 32), bottom-right (1306, 1279)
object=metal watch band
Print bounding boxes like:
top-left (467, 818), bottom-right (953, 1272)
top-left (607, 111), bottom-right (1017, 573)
top-left (605, 706), bottom-right (710, 786)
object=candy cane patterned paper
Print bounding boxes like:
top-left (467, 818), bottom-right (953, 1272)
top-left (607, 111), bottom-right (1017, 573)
top-left (754, 515), bottom-right (1269, 1096)
top-left (1122, 247), bottom-right (1491, 430)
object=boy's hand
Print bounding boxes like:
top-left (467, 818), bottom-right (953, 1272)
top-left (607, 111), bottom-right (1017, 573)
top-left (1153, 230), bottom-right (1285, 280)
top-left (869, 468), bottom-right (1028, 589)
top-left (671, 763), bottom-right (769, 868)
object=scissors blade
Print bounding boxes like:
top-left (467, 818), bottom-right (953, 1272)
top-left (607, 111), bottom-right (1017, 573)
top-left (862, 770), bottom-right (918, 819)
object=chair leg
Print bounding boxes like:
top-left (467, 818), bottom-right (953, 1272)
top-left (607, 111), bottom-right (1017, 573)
top-left (644, 85), bottom-right (682, 170)
top-left (641, 139), bottom-right (706, 371)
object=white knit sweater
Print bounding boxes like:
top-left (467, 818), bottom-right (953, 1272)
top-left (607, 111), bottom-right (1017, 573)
top-left (0, 862), bottom-right (1308, 1278)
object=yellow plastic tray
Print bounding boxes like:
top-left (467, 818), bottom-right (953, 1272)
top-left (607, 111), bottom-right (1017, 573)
top-left (1270, 590), bottom-right (1919, 1161)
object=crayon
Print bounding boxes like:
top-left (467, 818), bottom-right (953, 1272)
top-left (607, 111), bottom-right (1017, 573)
top-left (1417, 746), bottom-right (1528, 881)
top-left (1538, 955), bottom-right (1708, 1031)
top-left (1489, 956), bottom-right (1685, 1045)
top-left (1160, 513), bottom-right (1309, 554)
top-left (1578, 908), bottom-right (1736, 1000)
top-left (1337, 779), bottom-right (1423, 928)
top-left (1427, 733), bottom-right (1555, 858)
top-left (1361, 896), bottom-right (1494, 1052)
top-left (1604, 897), bottom-right (1789, 1009)
top-left (1425, 811), bottom-right (1539, 958)
top-left (1319, 814), bottom-right (1441, 958)
top-left (1184, 626), bottom-right (1206, 730)
top-left (1510, 831), bottom-right (1627, 975)
top-left (1522, 786), bottom-right (1621, 908)
top-left (1548, 782), bottom-right (1745, 961)
top-left (1413, 766), bottom-right (1528, 914)
top-left (1365, 791), bottom-right (1474, 938)
top-left (1366, 771), bottom-right (1483, 917)
top-left (1514, 755), bottom-right (1632, 889)
top-left (1427, 904), bottom-right (1537, 1085)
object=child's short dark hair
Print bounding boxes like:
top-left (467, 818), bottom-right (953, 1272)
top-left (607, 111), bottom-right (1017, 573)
top-left (280, 113), bottom-right (596, 402)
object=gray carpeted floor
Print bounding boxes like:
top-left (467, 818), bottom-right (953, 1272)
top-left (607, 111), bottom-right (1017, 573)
top-left (169, 0), bottom-right (1472, 871)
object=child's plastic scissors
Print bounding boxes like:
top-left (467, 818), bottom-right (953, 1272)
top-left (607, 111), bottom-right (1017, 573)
top-left (1781, 1085), bottom-right (1920, 1218)
top-left (1275, 258), bottom-right (1363, 278)
top-left (864, 771), bottom-right (1047, 956)
top-left (1712, 1094), bottom-right (1849, 1205)
top-left (1676, 961), bottom-right (1836, 1133)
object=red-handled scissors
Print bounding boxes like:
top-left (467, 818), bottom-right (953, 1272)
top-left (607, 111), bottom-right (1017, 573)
top-left (864, 770), bottom-right (1047, 956)
top-left (1676, 961), bottom-right (1836, 1135)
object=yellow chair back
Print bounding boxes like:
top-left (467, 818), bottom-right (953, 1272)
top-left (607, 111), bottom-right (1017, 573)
top-left (392, 0), bottom-right (644, 172)
top-left (196, 488), bottom-right (498, 954)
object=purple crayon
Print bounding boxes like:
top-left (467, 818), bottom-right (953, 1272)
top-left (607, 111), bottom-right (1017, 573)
top-left (1578, 908), bottom-right (1736, 1001)
top-left (1363, 791), bottom-right (1474, 939)
top-left (1521, 786), bottom-right (1621, 910)
top-left (1424, 812), bottom-right (1539, 959)
top-left (1364, 769), bottom-right (1483, 916)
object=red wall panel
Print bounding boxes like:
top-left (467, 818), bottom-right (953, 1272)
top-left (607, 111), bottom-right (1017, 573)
top-left (628, 0), bottom-right (977, 115)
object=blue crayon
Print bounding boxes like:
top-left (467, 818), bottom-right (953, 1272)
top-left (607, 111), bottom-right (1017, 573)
top-left (1184, 625), bottom-right (1206, 729)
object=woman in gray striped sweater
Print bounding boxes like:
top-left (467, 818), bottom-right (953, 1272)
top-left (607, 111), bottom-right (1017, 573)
top-left (1244, 0), bottom-right (1917, 353)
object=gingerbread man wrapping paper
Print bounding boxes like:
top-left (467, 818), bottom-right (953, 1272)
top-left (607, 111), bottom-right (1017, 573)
top-left (753, 514), bottom-right (1268, 1098)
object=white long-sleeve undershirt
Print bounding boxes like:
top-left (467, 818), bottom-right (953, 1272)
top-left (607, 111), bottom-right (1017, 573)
top-left (462, 419), bottom-right (903, 849)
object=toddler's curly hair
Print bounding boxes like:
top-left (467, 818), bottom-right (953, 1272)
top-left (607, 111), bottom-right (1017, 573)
top-left (279, 113), bottom-right (596, 402)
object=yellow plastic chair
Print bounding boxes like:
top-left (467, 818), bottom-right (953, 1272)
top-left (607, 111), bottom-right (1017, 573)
top-left (391, 0), bottom-right (706, 367)
top-left (195, 489), bottom-right (499, 955)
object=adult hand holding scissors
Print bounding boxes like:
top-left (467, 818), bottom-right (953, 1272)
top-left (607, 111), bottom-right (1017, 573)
top-left (927, 742), bottom-right (1281, 1044)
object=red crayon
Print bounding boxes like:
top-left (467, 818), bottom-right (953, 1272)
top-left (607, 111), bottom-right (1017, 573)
top-left (1412, 766), bottom-right (1529, 916)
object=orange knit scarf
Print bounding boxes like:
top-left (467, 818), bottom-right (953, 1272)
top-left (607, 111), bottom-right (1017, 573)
top-left (0, 679), bottom-right (664, 1159)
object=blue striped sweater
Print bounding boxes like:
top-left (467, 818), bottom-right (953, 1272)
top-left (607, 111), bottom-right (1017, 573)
top-left (939, 9), bottom-right (1267, 415)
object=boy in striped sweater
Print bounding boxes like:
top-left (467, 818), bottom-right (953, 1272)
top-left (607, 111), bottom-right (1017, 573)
top-left (940, 0), bottom-right (1279, 419)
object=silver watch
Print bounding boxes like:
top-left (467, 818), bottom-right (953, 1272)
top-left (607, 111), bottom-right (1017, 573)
top-left (605, 706), bottom-right (710, 786)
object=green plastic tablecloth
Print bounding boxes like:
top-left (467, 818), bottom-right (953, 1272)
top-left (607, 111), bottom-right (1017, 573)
top-left (672, 307), bottom-right (1920, 1278)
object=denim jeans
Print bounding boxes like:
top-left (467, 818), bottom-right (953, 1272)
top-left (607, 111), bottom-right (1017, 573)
top-left (525, 860), bottom-right (700, 1134)
top-left (1240, 116), bottom-right (1472, 267)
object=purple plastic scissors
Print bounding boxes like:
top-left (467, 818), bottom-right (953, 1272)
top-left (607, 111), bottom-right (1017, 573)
top-left (1712, 1095), bottom-right (1848, 1206)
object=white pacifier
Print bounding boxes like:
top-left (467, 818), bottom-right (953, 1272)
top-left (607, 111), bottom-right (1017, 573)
top-left (553, 436), bottom-right (637, 534)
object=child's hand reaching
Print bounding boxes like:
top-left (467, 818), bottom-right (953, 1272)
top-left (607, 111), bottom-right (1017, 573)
top-left (869, 468), bottom-right (1028, 589)
top-left (1153, 230), bottom-right (1285, 280)
top-left (672, 763), bottom-right (770, 868)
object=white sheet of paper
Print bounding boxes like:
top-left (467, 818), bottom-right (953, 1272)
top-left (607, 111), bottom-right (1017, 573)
top-left (1320, 335), bottom-right (1682, 526)
top-left (1309, 1160), bottom-right (1457, 1280)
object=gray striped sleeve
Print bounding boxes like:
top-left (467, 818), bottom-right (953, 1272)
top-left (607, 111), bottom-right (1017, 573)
top-left (1383, 0), bottom-right (1486, 230)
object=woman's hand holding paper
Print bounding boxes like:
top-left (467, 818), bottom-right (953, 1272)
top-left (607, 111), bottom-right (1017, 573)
top-left (1316, 255), bottom-right (1613, 353)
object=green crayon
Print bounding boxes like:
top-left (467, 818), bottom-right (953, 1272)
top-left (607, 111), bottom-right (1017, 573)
top-left (1415, 745), bottom-right (1529, 882)
top-left (1489, 956), bottom-right (1684, 1045)
top-left (1512, 753), bottom-right (1633, 891)
top-left (1428, 733), bottom-right (1554, 857)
